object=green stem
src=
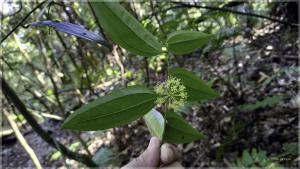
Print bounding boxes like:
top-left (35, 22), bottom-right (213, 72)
top-left (161, 103), bottom-right (168, 143)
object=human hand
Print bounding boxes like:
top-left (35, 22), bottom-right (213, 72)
top-left (122, 137), bottom-right (183, 168)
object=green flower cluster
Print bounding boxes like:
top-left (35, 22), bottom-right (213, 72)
top-left (154, 76), bottom-right (188, 111)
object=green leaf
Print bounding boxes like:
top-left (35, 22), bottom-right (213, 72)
top-left (90, 2), bottom-right (163, 57)
top-left (62, 86), bottom-right (156, 131)
top-left (92, 147), bottom-right (120, 167)
top-left (69, 142), bottom-right (80, 151)
top-left (239, 96), bottom-right (283, 112)
top-left (164, 112), bottom-right (204, 144)
top-left (50, 151), bottom-right (62, 161)
top-left (143, 109), bottom-right (165, 140)
top-left (166, 30), bottom-right (213, 55)
top-left (170, 68), bottom-right (219, 102)
top-left (235, 160), bottom-right (244, 168)
top-left (251, 149), bottom-right (260, 163)
top-left (282, 142), bottom-right (298, 156)
top-left (242, 150), bottom-right (253, 166)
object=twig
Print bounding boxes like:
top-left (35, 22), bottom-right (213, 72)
top-left (39, 42), bottom-right (65, 115)
top-left (206, 58), bottom-right (237, 97)
top-left (88, 1), bottom-right (103, 36)
top-left (232, 40), bottom-right (243, 102)
top-left (25, 87), bottom-right (51, 112)
top-left (145, 2), bottom-right (299, 27)
top-left (61, 3), bottom-right (94, 94)
top-left (74, 132), bottom-right (92, 157)
top-left (0, 1), bottom-right (23, 19)
top-left (113, 45), bottom-right (125, 86)
top-left (6, 96), bottom-right (28, 131)
top-left (36, 0), bottom-right (53, 21)
top-left (4, 110), bottom-right (43, 169)
top-left (1, 0), bottom-right (46, 44)
top-left (2, 77), bottom-right (97, 167)
top-left (143, 58), bottom-right (150, 86)
top-left (149, 1), bottom-right (166, 38)
top-left (174, 2), bottom-right (299, 27)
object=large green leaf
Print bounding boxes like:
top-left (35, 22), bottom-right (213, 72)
top-left (170, 68), bottom-right (219, 102)
top-left (62, 86), bottom-right (156, 131)
top-left (166, 30), bottom-right (213, 55)
top-left (143, 109), bottom-right (165, 140)
top-left (90, 2), bottom-right (163, 57)
top-left (164, 112), bottom-right (203, 144)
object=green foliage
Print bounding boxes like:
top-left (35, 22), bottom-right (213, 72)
top-left (232, 149), bottom-right (282, 169)
top-left (49, 142), bottom-right (80, 161)
top-left (144, 109), bottom-right (203, 144)
top-left (90, 2), bottom-right (163, 57)
top-left (170, 68), bottom-right (219, 102)
top-left (143, 109), bottom-right (165, 140)
top-left (239, 96), bottom-right (283, 112)
top-left (92, 147), bottom-right (120, 167)
top-left (49, 151), bottom-right (62, 161)
top-left (62, 1), bottom-right (218, 144)
top-left (62, 86), bottom-right (156, 131)
top-left (4, 0), bottom-right (293, 167)
top-left (69, 142), bottom-right (81, 151)
top-left (11, 114), bottom-right (25, 123)
top-left (164, 112), bottom-right (204, 144)
top-left (277, 142), bottom-right (298, 159)
top-left (282, 142), bottom-right (298, 156)
top-left (166, 30), bottom-right (214, 55)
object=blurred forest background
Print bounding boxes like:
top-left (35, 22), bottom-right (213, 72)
top-left (1, 0), bottom-right (299, 168)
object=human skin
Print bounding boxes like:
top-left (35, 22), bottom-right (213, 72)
top-left (121, 137), bottom-right (183, 168)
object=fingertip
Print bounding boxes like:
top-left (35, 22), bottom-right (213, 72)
top-left (148, 137), bottom-right (161, 150)
top-left (122, 137), bottom-right (162, 168)
top-left (142, 137), bottom-right (161, 167)
top-left (160, 143), bottom-right (179, 164)
top-left (151, 136), bottom-right (161, 143)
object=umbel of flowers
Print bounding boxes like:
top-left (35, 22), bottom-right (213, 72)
top-left (155, 76), bottom-right (188, 111)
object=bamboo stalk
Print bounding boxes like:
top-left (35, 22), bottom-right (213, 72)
top-left (4, 110), bottom-right (43, 169)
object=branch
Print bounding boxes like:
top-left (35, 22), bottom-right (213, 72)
top-left (145, 2), bottom-right (299, 27)
top-left (4, 110), bottom-right (43, 169)
top-left (1, 77), bottom-right (97, 167)
top-left (1, 1), bottom-right (46, 44)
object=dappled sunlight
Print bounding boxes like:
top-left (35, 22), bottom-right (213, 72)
top-left (1, 1), bottom-right (298, 168)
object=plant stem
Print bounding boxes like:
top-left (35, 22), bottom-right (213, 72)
top-left (74, 132), bottom-right (92, 157)
top-left (232, 40), bottom-right (243, 102)
top-left (1, 77), bottom-right (97, 167)
top-left (4, 110), bottom-right (43, 169)
top-left (145, 1), bottom-right (299, 27)
top-left (1, 0), bottom-right (46, 44)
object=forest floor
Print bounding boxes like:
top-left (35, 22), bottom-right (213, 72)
top-left (1, 23), bottom-right (298, 168)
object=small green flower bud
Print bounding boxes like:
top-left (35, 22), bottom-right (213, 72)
top-left (154, 76), bottom-right (188, 111)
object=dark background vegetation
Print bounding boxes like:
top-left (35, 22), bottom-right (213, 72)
top-left (1, 1), bottom-right (299, 168)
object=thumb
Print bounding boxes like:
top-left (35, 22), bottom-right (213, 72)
top-left (122, 137), bottom-right (161, 168)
